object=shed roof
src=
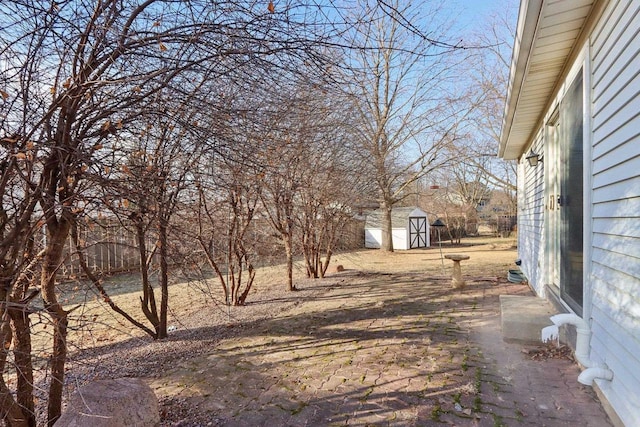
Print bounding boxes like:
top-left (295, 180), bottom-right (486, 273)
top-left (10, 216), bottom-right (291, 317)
top-left (364, 207), bottom-right (428, 229)
top-left (499, 0), bottom-right (598, 159)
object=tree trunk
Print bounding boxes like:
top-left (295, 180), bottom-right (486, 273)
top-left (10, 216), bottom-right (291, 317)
top-left (40, 220), bottom-right (71, 427)
top-left (0, 381), bottom-right (28, 427)
top-left (198, 239), bottom-right (229, 303)
top-left (320, 249), bottom-right (332, 278)
top-left (10, 310), bottom-right (35, 427)
top-left (157, 216), bottom-right (169, 339)
top-left (0, 284), bottom-right (29, 426)
top-left (313, 250), bottom-right (320, 279)
top-left (284, 233), bottom-right (296, 291)
top-left (46, 310), bottom-right (67, 427)
top-left (135, 221), bottom-right (159, 337)
top-left (302, 236), bottom-right (318, 279)
top-left (380, 202), bottom-right (394, 252)
top-left (236, 265), bottom-right (255, 306)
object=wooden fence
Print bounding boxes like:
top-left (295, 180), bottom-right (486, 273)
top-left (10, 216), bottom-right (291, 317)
top-left (60, 222), bottom-right (152, 278)
top-left (59, 216), bottom-right (366, 279)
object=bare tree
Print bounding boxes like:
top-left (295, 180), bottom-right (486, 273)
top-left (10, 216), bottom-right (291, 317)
top-left (342, 0), bottom-right (469, 251)
top-left (458, 4), bottom-right (519, 203)
top-left (0, 0), bottom-right (340, 422)
top-left (255, 77), bottom-right (355, 289)
top-left (293, 90), bottom-right (364, 278)
top-left (426, 4), bottom-right (518, 239)
top-left (95, 103), bottom-right (202, 339)
top-left (259, 138), bottom-right (303, 291)
top-left (192, 149), bottom-right (263, 306)
top-left (0, 135), bottom-right (42, 426)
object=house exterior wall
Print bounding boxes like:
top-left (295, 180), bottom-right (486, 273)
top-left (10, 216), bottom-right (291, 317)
top-left (517, 130), bottom-right (546, 296)
top-left (515, 1), bottom-right (640, 424)
top-left (588, 0), bottom-right (640, 424)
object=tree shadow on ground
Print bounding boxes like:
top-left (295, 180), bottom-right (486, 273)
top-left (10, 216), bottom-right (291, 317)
top-left (66, 270), bottom-right (526, 426)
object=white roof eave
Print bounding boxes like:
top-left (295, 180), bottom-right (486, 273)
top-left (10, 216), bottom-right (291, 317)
top-left (499, 0), bottom-right (544, 160)
top-left (499, 0), bottom-right (596, 160)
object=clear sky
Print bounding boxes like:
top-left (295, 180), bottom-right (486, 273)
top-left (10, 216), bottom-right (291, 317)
top-left (444, 0), bottom-right (520, 37)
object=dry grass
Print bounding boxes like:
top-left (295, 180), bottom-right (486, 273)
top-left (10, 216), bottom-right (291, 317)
top-left (52, 235), bottom-right (517, 349)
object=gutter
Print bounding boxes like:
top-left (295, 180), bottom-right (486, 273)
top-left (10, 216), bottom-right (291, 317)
top-left (499, 0), bottom-right (544, 159)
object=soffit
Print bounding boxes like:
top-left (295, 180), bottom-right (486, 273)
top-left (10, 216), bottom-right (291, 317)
top-left (499, 0), bottom-right (595, 159)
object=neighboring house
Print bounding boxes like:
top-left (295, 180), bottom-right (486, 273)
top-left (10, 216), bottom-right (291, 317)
top-left (499, 1), bottom-right (640, 425)
top-left (364, 207), bottom-right (430, 250)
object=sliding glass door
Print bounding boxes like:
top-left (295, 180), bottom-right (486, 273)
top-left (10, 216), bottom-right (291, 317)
top-left (546, 70), bottom-right (584, 315)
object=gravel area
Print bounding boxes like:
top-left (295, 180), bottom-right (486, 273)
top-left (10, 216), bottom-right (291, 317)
top-left (61, 274), bottom-right (338, 426)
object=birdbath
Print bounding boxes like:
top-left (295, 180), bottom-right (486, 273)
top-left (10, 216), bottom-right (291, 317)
top-left (444, 254), bottom-right (470, 289)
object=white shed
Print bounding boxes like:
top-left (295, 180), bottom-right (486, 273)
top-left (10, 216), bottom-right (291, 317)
top-left (500, 1), bottom-right (640, 425)
top-left (364, 207), bottom-right (430, 250)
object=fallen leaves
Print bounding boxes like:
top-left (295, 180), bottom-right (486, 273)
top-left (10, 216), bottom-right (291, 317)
top-left (523, 344), bottom-right (573, 361)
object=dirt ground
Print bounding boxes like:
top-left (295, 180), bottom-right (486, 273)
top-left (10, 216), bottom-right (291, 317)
top-left (47, 234), bottom-right (613, 427)
top-left (45, 236), bottom-right (526, 423)
top-left (60, 235), bottom-right (519, 348)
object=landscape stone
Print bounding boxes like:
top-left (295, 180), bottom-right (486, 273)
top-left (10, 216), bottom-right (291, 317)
top-left (54, 377), bottom-right (159, 427)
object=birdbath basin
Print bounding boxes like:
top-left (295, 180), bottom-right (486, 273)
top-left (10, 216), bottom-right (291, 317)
top-left (444, 254), bottom-right (470, 289)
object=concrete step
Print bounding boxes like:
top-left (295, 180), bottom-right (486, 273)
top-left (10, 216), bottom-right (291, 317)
top-left (500, 295), bottom-right (558, 344)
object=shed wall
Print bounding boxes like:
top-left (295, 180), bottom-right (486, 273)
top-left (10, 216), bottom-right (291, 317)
top-left (364, 229), bottom-right (382, 249)
top-left (364, 207), bottom-right (429, 250)
top-left (364, 228), bottom-right (409, 250)
top-left (393, 228), bottom-right (408, 250)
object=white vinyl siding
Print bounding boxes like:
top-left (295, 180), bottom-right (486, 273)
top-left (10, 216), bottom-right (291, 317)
top-left (589, 0), bottom-right (640, 425)
top-left (517, 130), bottom-right (545, 295)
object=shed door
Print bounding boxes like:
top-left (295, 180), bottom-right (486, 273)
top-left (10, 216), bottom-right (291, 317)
top-left (409, 217), bottom-right (427, 248)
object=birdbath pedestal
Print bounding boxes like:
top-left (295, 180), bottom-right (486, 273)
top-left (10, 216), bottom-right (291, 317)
top-left (444, 254), bottom-right (470, 289)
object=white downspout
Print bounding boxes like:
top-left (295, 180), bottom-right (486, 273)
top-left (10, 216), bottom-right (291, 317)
top-left (541, 313), bottom-right (613, 386)
top-left (577, 367), bottom-right (613, 385)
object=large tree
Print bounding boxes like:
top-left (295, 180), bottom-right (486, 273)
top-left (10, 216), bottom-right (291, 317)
top-left (342, 0), bottom-right (469, 251)
top-left (457, 3), bottom-right (519, 204)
